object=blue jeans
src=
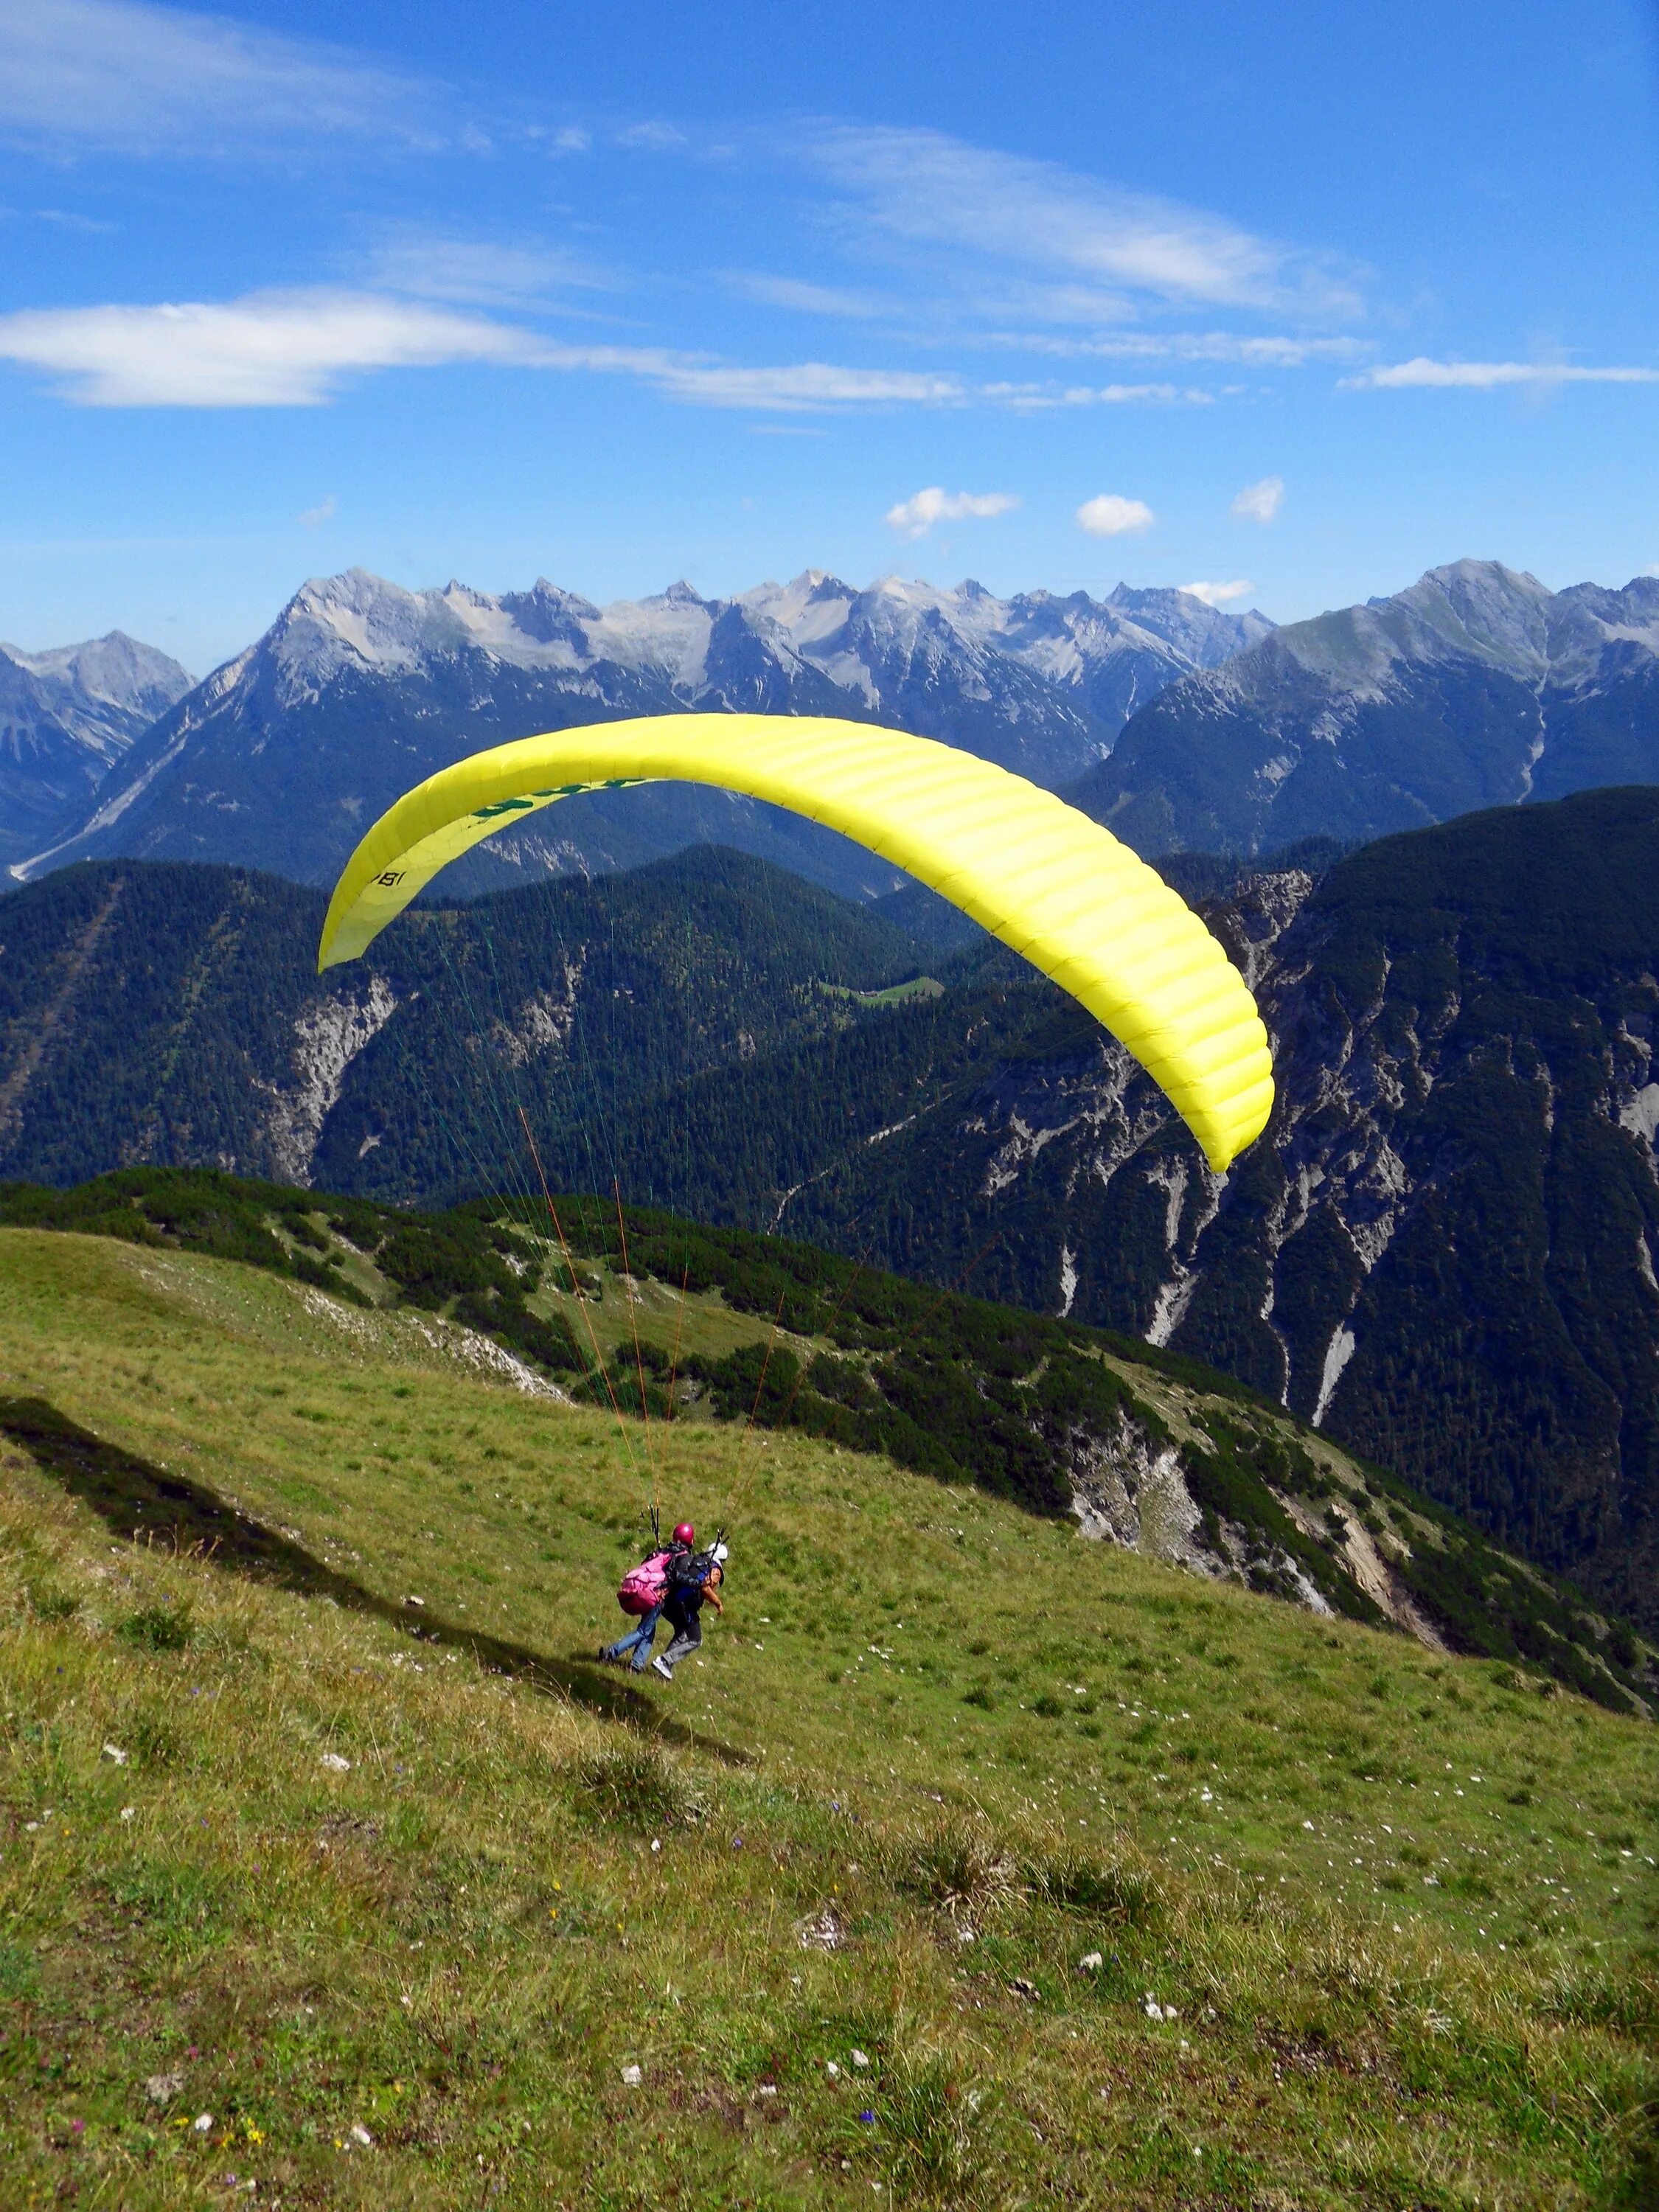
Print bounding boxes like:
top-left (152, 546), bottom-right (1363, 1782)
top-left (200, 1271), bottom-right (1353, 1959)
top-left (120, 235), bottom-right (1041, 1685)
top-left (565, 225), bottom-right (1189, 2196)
top-left (605, 1604), bottom-right (662, 1670)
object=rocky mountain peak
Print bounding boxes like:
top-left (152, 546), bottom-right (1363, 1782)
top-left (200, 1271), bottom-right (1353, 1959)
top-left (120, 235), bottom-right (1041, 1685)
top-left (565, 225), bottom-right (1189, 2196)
top-left (9, 561), bottom-right (1278, 887)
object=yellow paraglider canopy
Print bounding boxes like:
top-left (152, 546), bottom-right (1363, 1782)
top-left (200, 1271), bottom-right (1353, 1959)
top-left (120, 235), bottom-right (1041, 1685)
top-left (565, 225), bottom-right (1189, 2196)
top-left (316, 714), bottom-right (1273, 1171)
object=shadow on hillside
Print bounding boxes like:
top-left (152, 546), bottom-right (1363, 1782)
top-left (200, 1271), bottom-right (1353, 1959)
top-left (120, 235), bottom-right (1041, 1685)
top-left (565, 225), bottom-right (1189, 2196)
top-left (0, 1394), bottom-right (751, 1765)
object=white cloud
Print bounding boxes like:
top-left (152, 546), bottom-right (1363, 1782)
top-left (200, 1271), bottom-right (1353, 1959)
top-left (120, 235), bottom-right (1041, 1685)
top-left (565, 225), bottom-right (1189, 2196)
top-left (1179, 580), bottom-right (1255, 606)
top-left (616, 120), bottom-right (689, 151)
top-left (0, 0), bottom-right (434, 155)
top-left (798, 124), bottom-right (1362, 318)
top-left (1097, 333), bottom-right (1361, 366)
top-left (362, 230), bottom-right (605, 308)
top-left (1077, 493), bottom-right (1154, 538)
top-left (1342, 357), bottom-right (1659, 390)
top-left (297, 495), bottom-right (336, 527)
top-left (885, 487), bottom-right (1019, 538)
top-left (1231, 475), bottom-right (1284, 523)
top-left (724, 273), bottom-right (883, 319)
top-left (0, 286), bottom-right (969, 411)
top-left (646, 360), bottom-right (961, 410)
top-left (0, 291), bottom-right (547, 405)
top-left (983, 380), bottom-right (1211, 409)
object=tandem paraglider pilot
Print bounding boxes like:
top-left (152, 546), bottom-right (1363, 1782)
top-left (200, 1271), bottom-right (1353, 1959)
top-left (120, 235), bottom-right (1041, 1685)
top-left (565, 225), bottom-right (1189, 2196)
top-left (653, 1541), bottom-right (727, 1681)
top-left (600, 1521), bottom-right (697, 1674)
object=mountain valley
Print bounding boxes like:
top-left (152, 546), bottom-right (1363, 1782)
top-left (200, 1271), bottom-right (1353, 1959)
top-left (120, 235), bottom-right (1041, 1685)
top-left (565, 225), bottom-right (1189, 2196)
top-left (4, 790), bottom-right (1658, 1636)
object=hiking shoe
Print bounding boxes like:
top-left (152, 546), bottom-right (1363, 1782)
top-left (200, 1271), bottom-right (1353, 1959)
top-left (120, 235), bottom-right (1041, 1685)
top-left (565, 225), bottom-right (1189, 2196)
top-left (651, 1657), bottom-right (674, 1680)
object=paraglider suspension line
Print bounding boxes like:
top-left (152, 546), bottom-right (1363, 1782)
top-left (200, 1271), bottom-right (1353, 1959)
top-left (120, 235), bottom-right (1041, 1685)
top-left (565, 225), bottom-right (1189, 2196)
top-left (516, 1106), bottom-right (641, 1481)
top-left (611, 1178), bottom-right (660, 1510)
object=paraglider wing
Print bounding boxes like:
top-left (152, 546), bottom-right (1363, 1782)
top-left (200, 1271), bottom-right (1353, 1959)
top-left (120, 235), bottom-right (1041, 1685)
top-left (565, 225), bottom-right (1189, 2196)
top-left (316, 714), bottom-right (1273, 1170)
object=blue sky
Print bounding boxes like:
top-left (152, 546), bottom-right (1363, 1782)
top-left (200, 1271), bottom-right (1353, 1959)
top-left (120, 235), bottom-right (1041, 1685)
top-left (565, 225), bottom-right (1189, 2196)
top-left (2, 0), bottom-right (1658, 672)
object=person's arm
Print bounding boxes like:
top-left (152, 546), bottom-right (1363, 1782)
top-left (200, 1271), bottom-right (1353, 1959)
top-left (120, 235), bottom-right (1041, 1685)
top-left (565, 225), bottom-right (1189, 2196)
top-left (703, 1584), bottom-right (724, 1614)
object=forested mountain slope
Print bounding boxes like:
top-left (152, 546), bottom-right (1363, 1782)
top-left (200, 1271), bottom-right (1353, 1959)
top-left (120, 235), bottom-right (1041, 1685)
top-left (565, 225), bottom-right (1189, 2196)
top-left (0, 848), bottom-right (928, 1194)
top-left (747, 792), bottom-right (1659, 1635)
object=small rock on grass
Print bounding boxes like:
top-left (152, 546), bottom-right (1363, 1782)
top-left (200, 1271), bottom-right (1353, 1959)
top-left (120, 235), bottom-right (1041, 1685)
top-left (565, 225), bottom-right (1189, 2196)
top-left (145, 2073), bottom-right (184, 2104)
top-left (620, 2064), bottom-right (643, 2087)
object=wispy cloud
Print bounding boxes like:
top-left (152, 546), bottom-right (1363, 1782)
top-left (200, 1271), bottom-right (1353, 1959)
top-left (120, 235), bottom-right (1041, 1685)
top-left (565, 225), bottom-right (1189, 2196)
top-left (1231, 475), bottom-right (1284, 522)
top-left (0, 0), bottom-right (437, 156)
top-left (1180, 579), bottom-right (1255, 606)
top-left (650, 360), bottom-right (960, 409)
top-left (796, 124), bottom-right (1363, 319)
top-left (1342, 357), bottom-right (1659, 390)
top-left (1003, 330), bottom-right (1366, 366)
top-left (723, 273), bottom-right (883, 319)
top-left (1077, 493), bottom-right (1153, 538)
top-left (296, 494), bottom-right (336, 527)
top-left (0, 286), bottom-right (969, 410)
top-left (361, 229), bottom-right (607, 308)
top-left (615, 120), bottom-right (689, 151)
top-left (983, 379), bottom-right (1208, 409)
top-left (885, 487), bottom-right (1019, 538)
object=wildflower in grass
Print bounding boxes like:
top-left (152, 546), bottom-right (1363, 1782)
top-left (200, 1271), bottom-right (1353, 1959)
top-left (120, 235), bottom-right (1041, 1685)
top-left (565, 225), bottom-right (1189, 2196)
top-left (319, 1752), bottom-right (350, 1772)
top-left (193, 2114), bottom-right (213, 2132)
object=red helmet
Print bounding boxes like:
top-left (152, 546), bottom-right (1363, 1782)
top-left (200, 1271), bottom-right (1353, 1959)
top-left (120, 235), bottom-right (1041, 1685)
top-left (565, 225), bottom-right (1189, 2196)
top-left (672, 1522), bottom-right (695, 1546)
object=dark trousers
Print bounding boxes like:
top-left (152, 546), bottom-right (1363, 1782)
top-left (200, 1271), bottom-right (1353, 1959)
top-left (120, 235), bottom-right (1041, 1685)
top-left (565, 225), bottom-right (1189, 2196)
top-left (660, 1604), bottom-right (702, 1669)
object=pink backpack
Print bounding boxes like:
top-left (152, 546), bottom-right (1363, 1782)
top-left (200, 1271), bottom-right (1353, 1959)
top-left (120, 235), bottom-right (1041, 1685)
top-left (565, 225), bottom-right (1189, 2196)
top-left (617, 1549), bottom-right (672, 1616)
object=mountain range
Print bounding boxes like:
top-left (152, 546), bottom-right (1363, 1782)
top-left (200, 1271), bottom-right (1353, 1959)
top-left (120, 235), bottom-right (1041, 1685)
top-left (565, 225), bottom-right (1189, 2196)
top-left (1077, 560), bottom-right (1659, 853)
top-left (10, 557), bottom-right (1659, 901)
top-left (6, 571), bottom-right (1267, 901)
top-left (4, 790), bottom-right (1657, 1633)
top-left (0, 631), bottom-right (193, 867)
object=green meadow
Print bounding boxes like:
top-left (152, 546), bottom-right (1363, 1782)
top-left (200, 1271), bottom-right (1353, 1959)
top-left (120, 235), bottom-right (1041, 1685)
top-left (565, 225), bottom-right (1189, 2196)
top-left (1, 1225), bottom-right (1654, 2208)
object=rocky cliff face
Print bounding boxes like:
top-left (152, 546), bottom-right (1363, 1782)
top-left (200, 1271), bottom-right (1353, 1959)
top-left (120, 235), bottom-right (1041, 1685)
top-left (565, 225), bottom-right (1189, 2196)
top-left (806, 789), bottom-right (1659, 1632)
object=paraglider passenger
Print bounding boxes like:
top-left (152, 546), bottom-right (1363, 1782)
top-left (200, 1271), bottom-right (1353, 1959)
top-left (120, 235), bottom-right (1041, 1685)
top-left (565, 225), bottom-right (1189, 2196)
top-left (651, 1545), bottom-right (726, 1680)
top-left (602, 1522), bottom-right (696, 1672)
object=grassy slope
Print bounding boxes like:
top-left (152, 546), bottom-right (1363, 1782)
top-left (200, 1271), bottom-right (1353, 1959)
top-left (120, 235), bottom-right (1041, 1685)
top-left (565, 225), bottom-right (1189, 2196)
top-left (1, 1228), bottom-right (1655, 2211)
